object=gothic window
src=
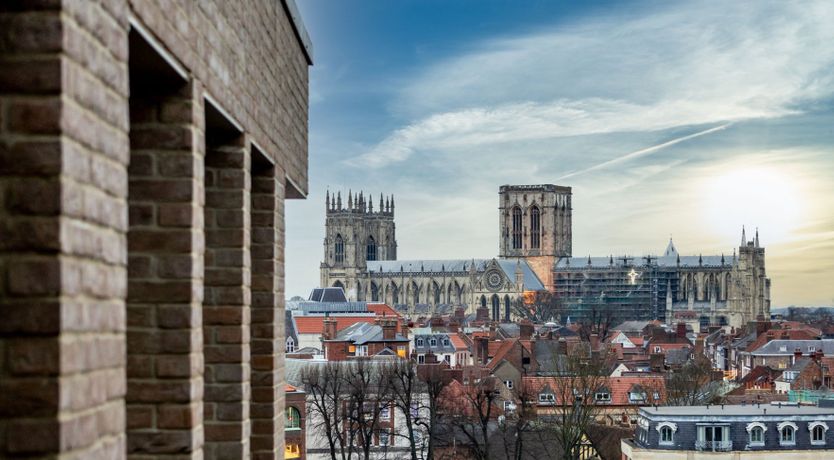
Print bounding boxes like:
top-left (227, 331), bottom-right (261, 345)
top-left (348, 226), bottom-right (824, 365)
top-left (333, 280), bottom-right (344, 291)
top-left (504, 295), bottom-right (511, 321)
top-left (371, 282), bottom-right (379, 302)
top-left (433, 282), bottom-right (440, 305)
top-left (392, 283), bottom-right (399, 304)
top-left (530, 205), bottom-right (541, 249)
top-left (335, 234), bottom-right (344, 264)
top-left (512, 206), bottom-right (522, 249)
top-left (480, 295), bottom-right (487, 309)
top-left (412, 282), bottom-right (420, 305)
top-left (285, 337), bottom-right (295, 353)
top-left (367, 235), bottom-right (377, 261)
top-left (491, 294), bottom-right (500, 321)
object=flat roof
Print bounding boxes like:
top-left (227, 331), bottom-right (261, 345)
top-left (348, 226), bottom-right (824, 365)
top-left (640, 404), bottom-right (834, 417)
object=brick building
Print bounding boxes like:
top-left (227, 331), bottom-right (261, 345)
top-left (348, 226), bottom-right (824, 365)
top-left (285, 385), bottom-right (306, 460)
top-left (0, 1), bottom-right (311, 459)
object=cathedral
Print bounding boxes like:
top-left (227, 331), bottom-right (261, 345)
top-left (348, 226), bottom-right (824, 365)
top-left (320, 184), bottom-right (771, 328)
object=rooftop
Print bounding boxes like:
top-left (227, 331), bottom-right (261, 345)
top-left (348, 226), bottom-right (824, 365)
top-left (640, 403), bottom-right (834, 417)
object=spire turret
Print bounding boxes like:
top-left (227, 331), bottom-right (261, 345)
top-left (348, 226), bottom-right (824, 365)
top-left (741, 225), bottom-right (746, 246)
top-left (326, 189), bottom-right (330, 211)
top-left (755, 228), bottom-right (759, 247)
top-left (379, 194), bottom-right (384, 214)
top-left (337, 191), bottom-right (342, 210)
top-left (348, 190), bottom-right (353, 210)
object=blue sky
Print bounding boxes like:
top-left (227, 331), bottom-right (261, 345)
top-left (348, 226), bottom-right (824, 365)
top-left (287, 0), bottom-right (834, 306)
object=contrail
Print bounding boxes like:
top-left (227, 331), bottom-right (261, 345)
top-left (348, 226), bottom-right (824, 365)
top-left (558, 123), bottom-right (732, 180)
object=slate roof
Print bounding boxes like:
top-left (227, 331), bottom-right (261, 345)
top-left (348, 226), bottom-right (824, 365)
top-left (285, 310), bottom-right (298, 344)
top-left (293, 314), bottom-right (380, 335)
top-left (332, 321), bottom-right (408, 344)
top-left (526, 375), bottom-right (666, 405)
top-left (554, 238), bottom-right (732, 269)
top-left (414, 334), bottom-right (456, 353)
top-left (752, 340), bottom-right (834, 356)
top-left (365, 258), bottom-right (545, 290)
top-left (308, 287), bottom-right (347, 302)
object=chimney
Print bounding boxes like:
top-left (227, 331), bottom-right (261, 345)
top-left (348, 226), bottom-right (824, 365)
top-left (401, 321), bottom-right (412, 340)
top-left (813, 349), bottom-right (824, 363)
top-left (377, 317), bottom-right (397, 341)
top-left (650, 352), bottom-right (664, 372)
top-left (475, 337), bottom-right (489, 365)
top-left (677, 322), bottom-right (687, 340)
top-left (454, 306), bottom-right (465, 321)
top-left (695, 337), bottom-right (705, 356)
top-left (476, 305), bottom-right (489, 322)
top-left (448, 319), bottom-right (460, 333)
top-left (794, 348), bottom-right (802, 364)
top-left (519, 320), bottom-right (534, 340)
top-left (557, 337), bottom-right (567, 355)
top-left (323, 315), bottom-right (338, 341)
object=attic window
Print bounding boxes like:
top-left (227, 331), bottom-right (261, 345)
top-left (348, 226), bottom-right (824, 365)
top-left (443, 339), bottom-right (450, 347)
top-left (779, 346), bottom-right (787, 352)
top-left (595, 392), bottom-right (611, 402)
top-left (417, 339), bottom-right (424, 347)
top-left (539, 393), bottom-right (555, 404)
top-left (809, 346), bottom-right (816, 352)
top-left (430, 339), bottom-right (437, 347)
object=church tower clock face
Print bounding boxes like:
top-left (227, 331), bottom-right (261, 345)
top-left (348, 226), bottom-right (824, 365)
top-left (485, 269), bottom-right (504, 291)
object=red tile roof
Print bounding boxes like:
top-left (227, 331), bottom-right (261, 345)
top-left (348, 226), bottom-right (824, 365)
top-left (524, 375), bottom-right (666, 406)
top-left (450, 334), bottom-right (469, 351)
top-left (294, 316), bottom-right (378, 335)
top-left (367, 303), bottom-right (401, 318)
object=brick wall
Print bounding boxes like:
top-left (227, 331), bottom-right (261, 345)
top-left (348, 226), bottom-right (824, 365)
top-left (0, 0), bottom-right (309, 458)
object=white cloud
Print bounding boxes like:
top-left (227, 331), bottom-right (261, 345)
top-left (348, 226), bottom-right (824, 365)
top-left (351, 0), bottom-right (834, 168)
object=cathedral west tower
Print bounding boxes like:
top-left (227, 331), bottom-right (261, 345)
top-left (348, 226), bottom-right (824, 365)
top-left (499, 184), bottom-right (572, 289)
top-left (320, 190), bottom-right (397, 300)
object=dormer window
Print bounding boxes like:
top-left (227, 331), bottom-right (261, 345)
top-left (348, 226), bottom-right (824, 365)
top-left (595, 392), bottom-right (611, 402)
top-left (417, 339), bottom-right (424, 347)
top-left (779, 345), bottom-right (787, 352)
top-left (430, 339), bottom-right (437, 347)
top-left (443, 339), bottom-right (450, 347)
top-left (539, 393), bottom-right (555, 404)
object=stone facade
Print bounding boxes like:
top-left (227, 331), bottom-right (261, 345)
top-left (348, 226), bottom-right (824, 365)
top-left (0, 1), bottom-right (310, 459)
top-left (320, 184), bottom-right (769, 327)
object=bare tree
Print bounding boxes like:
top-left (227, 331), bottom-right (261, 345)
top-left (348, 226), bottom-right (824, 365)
top-left (496, 380), bottom-right (545, 460)
top-left (344, 359), bottom-right (395, 460)
top-left (445, 377), bottom-right (501, 460)
top-left (417, 363), bottom-right (454, 460)
top-left (385, 360), bottom-right (422, 460)
top-left (545, 348), bottom-right (613, 460)
top-left (665, 354), bottom-right (719, 406)
top-left (301, 362), bottom-right (349, 460)
top-left (577, 301), bottom-right (615, 343)
top-left (514, 290), bottom-right (563, 324)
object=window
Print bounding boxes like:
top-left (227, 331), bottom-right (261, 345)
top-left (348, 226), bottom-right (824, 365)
top-left (416, 338), bottom-right (424, 347)
top-left (285, 443), bottom-right (301, 459)
top-left (628, 391), bottom-right (647, 403)
top-left (379, 429), bottom-right (390, 446)
top-left (747, 423), bottom-right (765, 446)
top-left (511, 206), bottom-right (522, 249)
top-left (444, 355), bottom-right (451, 364)
top-left (810, 422), bottom-right (829, 445)
top-left (443, 339), bottom-right (450, 347)
top-left (355, 345), bottom-right (368, 356)
top-left (504, 380), bottom-right (514, 389)
top-left (530, 205), bottom-right (540, 249)
top-left (653, 392), bottom-right (661, 401)
top-left (779, 422), bottom-right (797, 446)
top-left (654, 346), bottom-right (662, 353)
top-left (367, 235), bottom-right (377, 261)
top-left (285, 406), bottom-right (301, 430)
top-left (334, 234), bottom-right (344, 263)
top-left (430, 339), bottom-right (437, 347)
top-left (539, 393), bottom-right (555, 404)
top-left (697, 425), bottom-right (730, 451)
top-left (660, 426), bottom-right (674, 444)
top-left (380, 404), bottom-right (391, 420)
top-left (503, 401), bottom-right (515, 412)
top-left (595, 392), bottom-right (611, 402)
top-left (656, 422), bottom-right (677, 446)
top-left (417, 354), bottom-right (425, 364)
top-left (285, 337), bottom-right (295, 353)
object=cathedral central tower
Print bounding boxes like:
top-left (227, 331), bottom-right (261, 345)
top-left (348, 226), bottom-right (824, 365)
top-left (498, 184), bottom-right (572, 289)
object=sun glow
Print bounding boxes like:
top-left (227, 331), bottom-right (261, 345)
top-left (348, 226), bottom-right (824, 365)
top-left (703, 166), bottom-right (805, 244)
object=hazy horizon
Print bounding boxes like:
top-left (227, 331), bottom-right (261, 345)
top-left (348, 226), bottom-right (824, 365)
top-left (287, 0), bottom-right (834, 307)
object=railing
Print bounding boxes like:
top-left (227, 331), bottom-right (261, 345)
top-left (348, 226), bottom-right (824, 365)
top-left (695, 440), bottom-right (732, 451)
